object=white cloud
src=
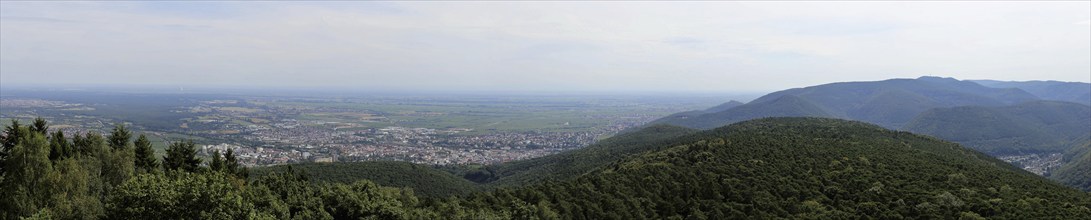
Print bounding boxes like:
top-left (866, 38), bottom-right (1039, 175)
top-left (1, 1), bottom-right (1088, 92)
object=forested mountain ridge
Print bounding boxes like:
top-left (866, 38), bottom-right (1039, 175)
top-left (1052, 139), bottom-right (1091, 192)
top-left (651, 76), bottom-right (1042, 129)
top-left (704, 100), bottom-right (746, 112)
top-left (972, 80), bottom-right (1091, 106)
top-left (455, 118), bottom-right (1091, 219)
top-left (644, 77), bottom-right (1090, 190)
top-left (646, 95), bottom-right (833, 130)
top-left (484, 124), bottom-right (698, 186)
top-left (903, 100), bottom-right (1091, 155)
top-left (647, 100), bottom-right (746, 126)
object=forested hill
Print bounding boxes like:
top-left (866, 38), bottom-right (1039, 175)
top-left (462, 118), bottom-right (1090, 219)
top-left (1053, 140), bottom-right (1091, 192)
top-left (651, 76), bottom-right (1041, 129)
top-left (484, 124), bottom-right (698, 186)
top-left (645, 95), bottom-right (832, 130)
top-left (649, 100), bottom-right (747, 125)
top-left (903, 100), bottom-right (1091, 155)
top-left (704, 100), bottom-right (746, 112)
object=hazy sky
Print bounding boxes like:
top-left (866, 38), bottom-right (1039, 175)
top-left (1, 1), bottom-right (1089, 92)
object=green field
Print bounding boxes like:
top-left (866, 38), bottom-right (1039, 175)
top-left (263, 96), bottom-right (719, 134)
top-left (2, 92), bottom-right (737, 154)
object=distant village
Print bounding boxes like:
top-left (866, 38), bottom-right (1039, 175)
top-left (199, 123), bottom-right (613, 166)
top-left (0, 97), bottom-right (679, 167)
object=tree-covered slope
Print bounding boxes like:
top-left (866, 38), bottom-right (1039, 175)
top-left (645, 101), bottom-right (745, 127)
top-left (460, 118), bottom-right (1091, 219)
top-left (973, 80), bottom-right (1091, 106)
top-left (648, 95), bottom-right (834, 130)
top-left (651, 77), bottom-right (1041, 129)
top-left (704, 100), bottom-right (746, 112)
top-left (903, 101), bottom-right (1091, 155)
top-left (1053, 140), bottom-right (1091, 192)
top-left (250, 161), bottom-right (480, 197)
top-left (486, 124), bottom-right (698, 186)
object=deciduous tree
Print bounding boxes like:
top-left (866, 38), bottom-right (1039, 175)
top-left (1, 128), bottom-right (52, 219)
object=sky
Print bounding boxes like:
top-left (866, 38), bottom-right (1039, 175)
top-left (1, 1), bottom-right (1089, 93)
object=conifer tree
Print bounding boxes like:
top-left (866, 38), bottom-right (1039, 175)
top-left (224, 148), bottom-right (247, 178)
top-left (78, 132), bottom-right (107, 157)
top-left (209, 150), bottom-right (225, 173)
top-left (162, 140), bottom-right (201, 173)
top-left (48, 130), bottom-right (69, 161)
top-left (30, 117), bottom-right (48, 135)
top-left (71, 132), bottom-right (89, 156)
top-left (133, 134), bottom-right (158, 174)
top-left (2, 120), bottom-right (23, 156)
top-left (1, 120), bottom-right (23, 176)
top-left (107, 124), bottom-right (131, 151)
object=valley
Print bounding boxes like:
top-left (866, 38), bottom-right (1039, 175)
top-left (0, 90), bottom-right (731, 166)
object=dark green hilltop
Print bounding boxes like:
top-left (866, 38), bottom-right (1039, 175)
top-left (511, 118), bottom-right (1090, 219)
top-left (483, 123), bottom-right (698, 187)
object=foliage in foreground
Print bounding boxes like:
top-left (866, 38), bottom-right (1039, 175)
top-left (250, 161), bottom-right (481, 197)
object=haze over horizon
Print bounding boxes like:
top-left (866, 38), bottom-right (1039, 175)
top-left (2, 1), bottom-right (1089, 92)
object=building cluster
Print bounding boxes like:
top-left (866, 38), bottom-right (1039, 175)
top-left (4, 97), bottom-right (665, 167)
top-left (203, 122), bottom-right (613, 166)
top-left (997, 153), bottom-right (1064, 175)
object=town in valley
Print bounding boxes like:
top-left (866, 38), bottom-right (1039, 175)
top-left (0, 89), bottom-right (731, 166)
